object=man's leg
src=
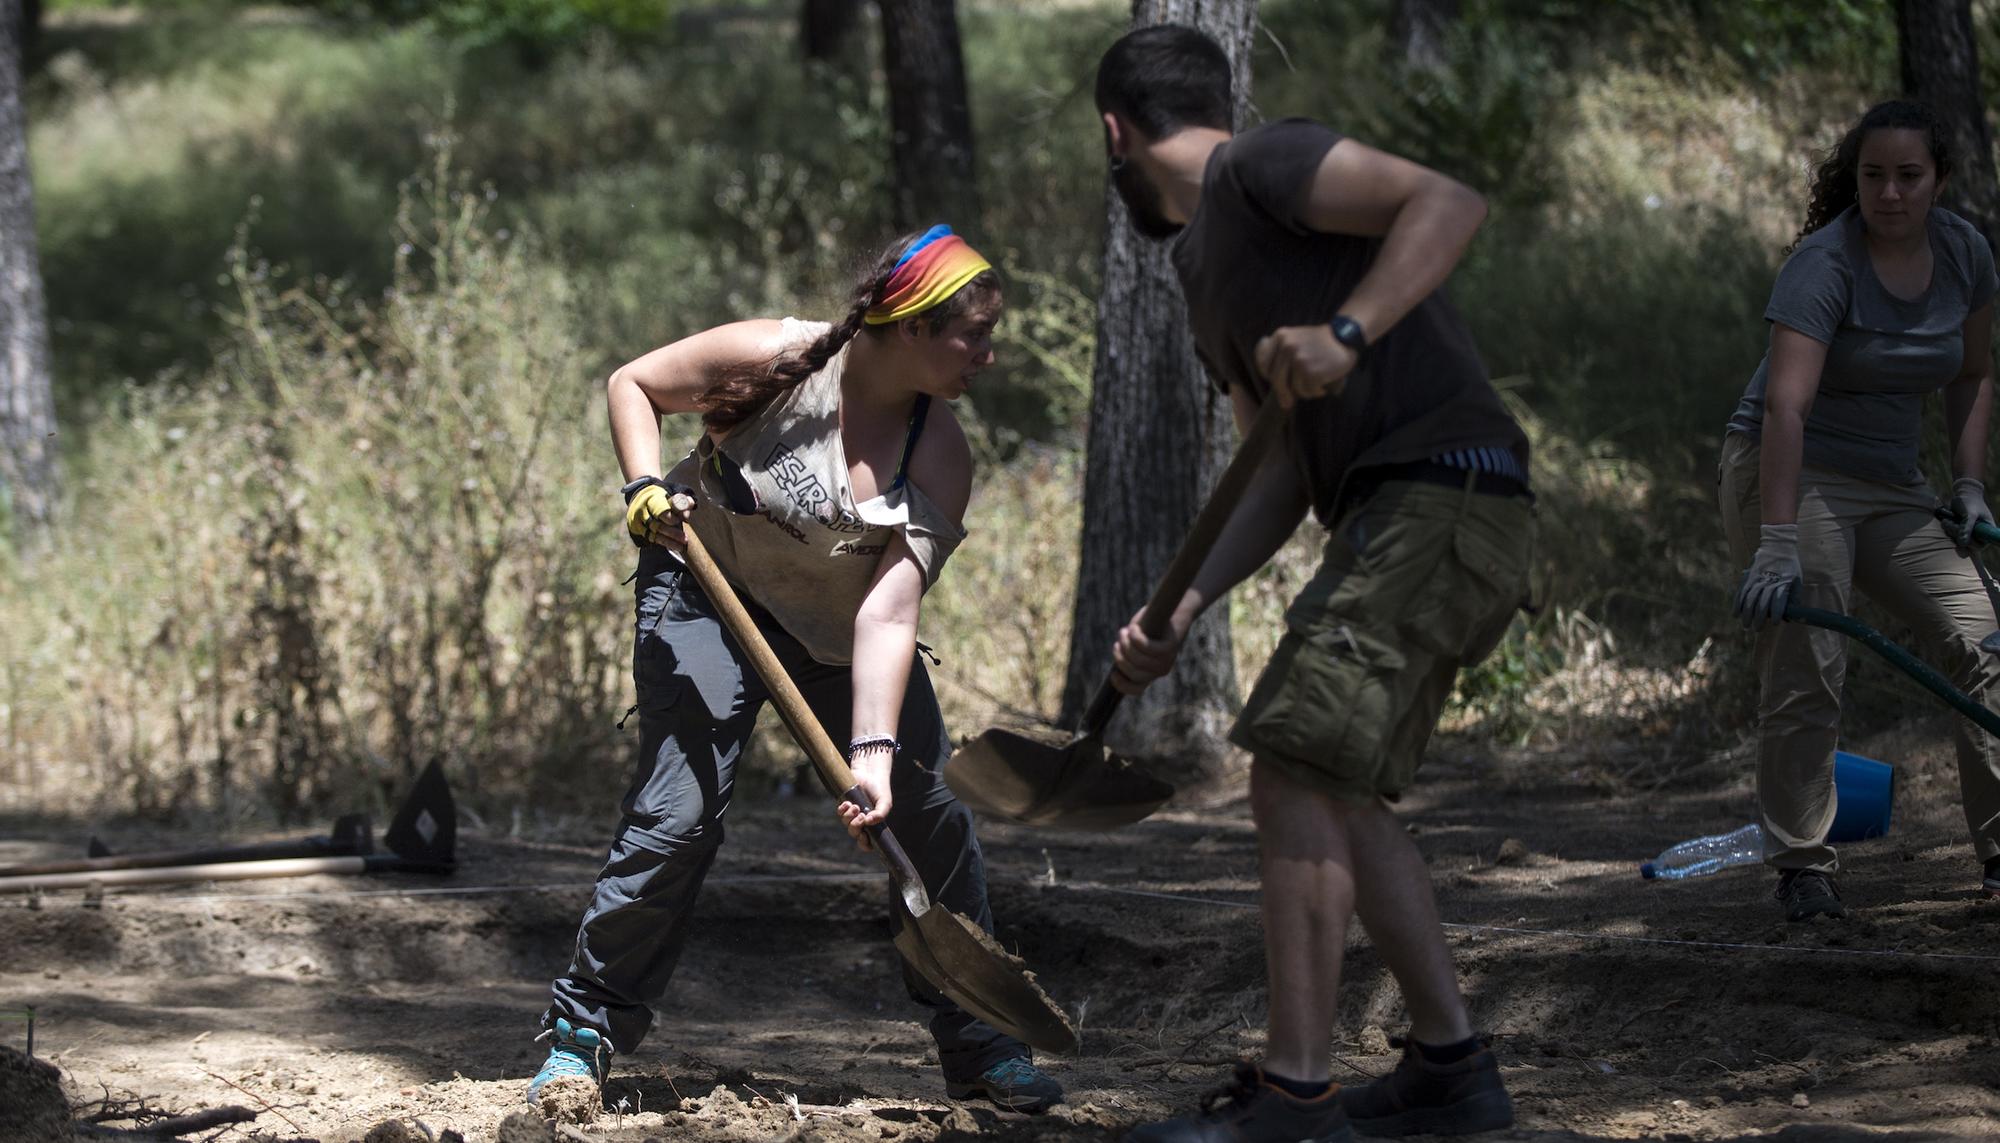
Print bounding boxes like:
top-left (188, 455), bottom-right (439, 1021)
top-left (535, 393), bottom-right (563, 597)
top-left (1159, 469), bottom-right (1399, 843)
top-left (1252, 758), bottom-right (1357, 1086)
top-left (1344, 801), bottom-right (1471, 1046)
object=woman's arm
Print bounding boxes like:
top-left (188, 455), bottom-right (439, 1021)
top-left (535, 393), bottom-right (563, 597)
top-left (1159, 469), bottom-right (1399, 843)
top-left (835, 406), bottom-right (974, 848)
top-left (1946, 302), bottom-right (1996, 483)
top-left (1756, 324), bottom-right (1831, 527)
top-left (1942, 302), bottom-right (1996, 546)
top-left (606, 319), bottom-right (793, 482)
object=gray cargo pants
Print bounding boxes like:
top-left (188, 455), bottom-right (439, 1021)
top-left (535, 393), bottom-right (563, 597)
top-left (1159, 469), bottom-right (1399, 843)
top-left (543, 549), bottom-right (1027, 1082)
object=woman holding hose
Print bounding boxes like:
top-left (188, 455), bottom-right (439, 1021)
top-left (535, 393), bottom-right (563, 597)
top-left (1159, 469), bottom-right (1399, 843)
top-left (1722, 100), bottom-right (1999, 921)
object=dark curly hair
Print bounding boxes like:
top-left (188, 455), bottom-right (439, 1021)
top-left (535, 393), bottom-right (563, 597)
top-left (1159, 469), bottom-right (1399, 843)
top-left (1790, 99), bottom-right (1953, 253)
top-left (697, 232), bottom-right (1000, 433)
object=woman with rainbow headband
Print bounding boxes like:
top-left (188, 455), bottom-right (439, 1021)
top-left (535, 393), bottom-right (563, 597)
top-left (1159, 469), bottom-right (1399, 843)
top-left (527, 227), bottom-right (1063, 1112)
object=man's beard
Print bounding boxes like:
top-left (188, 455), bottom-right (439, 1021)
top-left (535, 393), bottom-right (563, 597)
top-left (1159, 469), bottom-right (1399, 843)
top-left (1112, 160), bottom-right (1183, 240)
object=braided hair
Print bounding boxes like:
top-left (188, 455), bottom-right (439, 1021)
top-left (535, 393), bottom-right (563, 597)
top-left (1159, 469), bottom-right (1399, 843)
top-left (698, 232), bottom-right (1001, 433)
top-left (1790, 99), bottom-right (1954, 253)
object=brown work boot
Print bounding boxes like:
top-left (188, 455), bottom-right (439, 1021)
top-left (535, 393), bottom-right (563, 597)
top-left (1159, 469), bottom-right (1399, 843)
top-left (1775, 868), bottom-right (1845, 921)
top-left (1339, 1037), bottom-right (1512, 1137)
top-left (1125, 1063), bottom-right (1352, 1142)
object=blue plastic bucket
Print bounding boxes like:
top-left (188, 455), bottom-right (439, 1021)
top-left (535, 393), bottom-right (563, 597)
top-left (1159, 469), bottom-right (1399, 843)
top-left (1829, 750), bottom-right (1895, 843)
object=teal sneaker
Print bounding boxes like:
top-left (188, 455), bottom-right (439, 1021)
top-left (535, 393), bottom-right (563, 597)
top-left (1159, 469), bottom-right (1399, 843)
top-left (528, 1018), bottom-right (611, 1102)
top-left (945, 1056), bottom-right (1063, 1112)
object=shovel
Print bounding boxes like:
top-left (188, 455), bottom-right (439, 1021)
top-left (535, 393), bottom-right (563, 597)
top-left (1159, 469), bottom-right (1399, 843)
top-left (943, 398), bottom-right (1289, 829)
top-left (0, 761), bottom-right (457, 894)
top-left (677, 525), bottom-right (1078, 1054)
top-left (0, 814), bottom-right (376, 879)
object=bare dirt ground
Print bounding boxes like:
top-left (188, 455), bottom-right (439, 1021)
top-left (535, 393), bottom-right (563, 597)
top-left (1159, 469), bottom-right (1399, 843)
top-left (3, 727), bottom-right (1998, 1143)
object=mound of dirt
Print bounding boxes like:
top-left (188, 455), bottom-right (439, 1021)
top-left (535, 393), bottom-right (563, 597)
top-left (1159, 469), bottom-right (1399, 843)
top-left (493, 1110), bottom-right (556, 1142)
top-left (0, 1046), bottom-right (73, 1142)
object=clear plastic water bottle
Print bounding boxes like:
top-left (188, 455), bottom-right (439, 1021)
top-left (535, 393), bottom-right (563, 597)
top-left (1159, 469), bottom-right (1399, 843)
top-left (1639, 823), bottom-right (1764, 881)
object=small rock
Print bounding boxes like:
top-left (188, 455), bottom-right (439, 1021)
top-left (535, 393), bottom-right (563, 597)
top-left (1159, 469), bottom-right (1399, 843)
top-left (1495, 838), bottom-right (1530, 865)
top-left (1358, 1026), bottom-right (1392, 1055)
top-left (1791, 1092), bottom-right (1810, 1109)
top-left (1671, 1099), bottom-right (1691, 1111)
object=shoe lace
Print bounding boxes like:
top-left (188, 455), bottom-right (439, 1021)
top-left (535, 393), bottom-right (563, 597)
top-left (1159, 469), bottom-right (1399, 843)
top-left (983, 1058), bottom-right (1045, 1087)
top-left (535, 1024), bottom-right (609, 1080)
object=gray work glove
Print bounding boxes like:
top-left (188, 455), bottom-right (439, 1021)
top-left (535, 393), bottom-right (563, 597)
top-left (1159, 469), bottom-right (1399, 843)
top-left (1733, 523), bottom-right (1801, 631)
top-left (1946, 477), bottom-right (1994, 551)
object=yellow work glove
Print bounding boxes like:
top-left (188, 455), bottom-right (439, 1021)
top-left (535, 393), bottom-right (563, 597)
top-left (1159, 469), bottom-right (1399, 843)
top-left (621, 478), bottom-right (694, 549)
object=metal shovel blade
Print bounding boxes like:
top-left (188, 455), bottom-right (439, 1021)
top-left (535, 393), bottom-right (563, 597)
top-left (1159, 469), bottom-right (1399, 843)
top-left (893, 902), bottom-right (1078, 1053)
top-left (943, 400), bottom-right (1291, 832)
top-left (946, 725), bottom-right (1173, 830)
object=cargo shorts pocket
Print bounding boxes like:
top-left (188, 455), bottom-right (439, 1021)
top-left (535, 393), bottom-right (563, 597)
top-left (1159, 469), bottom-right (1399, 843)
top-left (1241, 622), bottom-right (1407, 767)
top-left (1403, 519), bottom-right (1528, 664)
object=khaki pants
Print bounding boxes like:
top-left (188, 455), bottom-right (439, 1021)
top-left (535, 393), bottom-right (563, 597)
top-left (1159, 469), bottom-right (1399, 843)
top-left (1718, 432), bottom-right (2000, 871)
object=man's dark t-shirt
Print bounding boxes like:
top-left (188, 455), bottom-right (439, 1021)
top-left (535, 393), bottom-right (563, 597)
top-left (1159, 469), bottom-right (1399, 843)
top-left (1170, 118), bottom-right (1529, 526)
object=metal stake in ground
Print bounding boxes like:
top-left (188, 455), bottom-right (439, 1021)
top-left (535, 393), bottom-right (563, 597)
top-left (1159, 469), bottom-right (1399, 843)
top-left (678, 523), bottom-right (1077, 1054)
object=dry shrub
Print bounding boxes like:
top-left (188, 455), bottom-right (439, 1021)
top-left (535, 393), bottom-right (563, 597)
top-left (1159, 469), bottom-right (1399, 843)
top-left (3, 157), bottom-right (634, 822)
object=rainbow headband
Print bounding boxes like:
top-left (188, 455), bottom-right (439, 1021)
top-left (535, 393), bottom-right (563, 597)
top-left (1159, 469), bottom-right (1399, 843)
top-left (864, 225), bottom-right (993, 325)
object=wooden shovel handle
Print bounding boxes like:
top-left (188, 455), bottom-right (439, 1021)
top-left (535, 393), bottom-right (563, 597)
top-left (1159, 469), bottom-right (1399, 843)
top-left (1080, 397), bottom-right (1290, 734)
top-left (678, 525), bottom-right (931, 914)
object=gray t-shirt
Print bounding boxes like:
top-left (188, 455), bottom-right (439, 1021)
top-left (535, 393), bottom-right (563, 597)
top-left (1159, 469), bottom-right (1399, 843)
top-left (1726, 205), bottom-right (1998, 484)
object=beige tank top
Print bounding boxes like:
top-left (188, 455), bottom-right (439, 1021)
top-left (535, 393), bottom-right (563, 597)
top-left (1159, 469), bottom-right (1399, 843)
top-left (666, 318), bottom-right (967, 665)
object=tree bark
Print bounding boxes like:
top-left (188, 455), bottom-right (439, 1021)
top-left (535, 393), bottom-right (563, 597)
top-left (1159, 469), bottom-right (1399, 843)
top-left (1896, 0), bottom-right (1999, 248)
top-left (1059, 0), bottom-right (1257, 795)
top-left (802, 0), bottom-right (866, 60)
top-left (876, 0), bottom-right (979, 231)
top-left (1391, 0), bottom-right (1458, 72)
top-left (0, 0), bottom-right (58, 547)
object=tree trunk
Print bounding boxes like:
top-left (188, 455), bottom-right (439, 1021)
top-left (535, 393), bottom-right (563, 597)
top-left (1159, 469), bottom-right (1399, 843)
top-left (802, 0), bottom-right (866, 60)
top-left (1391, 0), bottom-right (1458, 72)
top-left (876, 0), bottom-right (979, 231)
top-left (0, 0), bottom-right (58, 547)
top-left (1059, 0), bottom-right (1257, 796)
top-left (1896, 0), bottom-right (1999, 248)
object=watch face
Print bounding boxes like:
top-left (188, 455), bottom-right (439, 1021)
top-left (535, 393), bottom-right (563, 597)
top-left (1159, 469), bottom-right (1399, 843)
top-left (1331, 317), bottom-right (1366, 350)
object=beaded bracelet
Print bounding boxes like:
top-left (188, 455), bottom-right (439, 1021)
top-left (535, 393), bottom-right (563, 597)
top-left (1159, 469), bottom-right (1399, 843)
top-left (848, 734), bottom-right (900, 759)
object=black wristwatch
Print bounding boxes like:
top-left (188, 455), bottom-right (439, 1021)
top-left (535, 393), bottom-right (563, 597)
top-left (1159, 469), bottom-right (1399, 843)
top-left (620, 475), bottom-right (671, 504)
top-left (1329, 314), bottom-right (1369, 353)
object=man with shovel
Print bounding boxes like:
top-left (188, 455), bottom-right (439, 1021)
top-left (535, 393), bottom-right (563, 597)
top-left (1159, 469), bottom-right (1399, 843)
top-left (1095, 26), bottom-right (1534, 1143)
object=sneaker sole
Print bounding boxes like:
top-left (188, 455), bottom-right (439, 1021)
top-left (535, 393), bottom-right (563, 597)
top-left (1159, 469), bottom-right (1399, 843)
top-left (942, 1083), bottom-right (1058, 1113)
top-left (1349, 1089), bottom-right (1513, 1138)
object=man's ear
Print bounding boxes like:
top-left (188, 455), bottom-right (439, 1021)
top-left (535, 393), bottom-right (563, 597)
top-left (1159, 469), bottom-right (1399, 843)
top-left (1102, 112), bottom-right (1127, 162)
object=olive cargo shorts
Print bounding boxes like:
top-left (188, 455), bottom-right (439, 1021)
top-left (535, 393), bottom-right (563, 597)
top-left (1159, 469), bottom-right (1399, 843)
top-left (1231, 477), bottom-right (1536, 803)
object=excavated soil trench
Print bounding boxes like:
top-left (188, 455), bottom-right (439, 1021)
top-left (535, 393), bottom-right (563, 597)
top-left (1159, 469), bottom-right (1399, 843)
top-left (2, 739), bottom-right (1997, 1141)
